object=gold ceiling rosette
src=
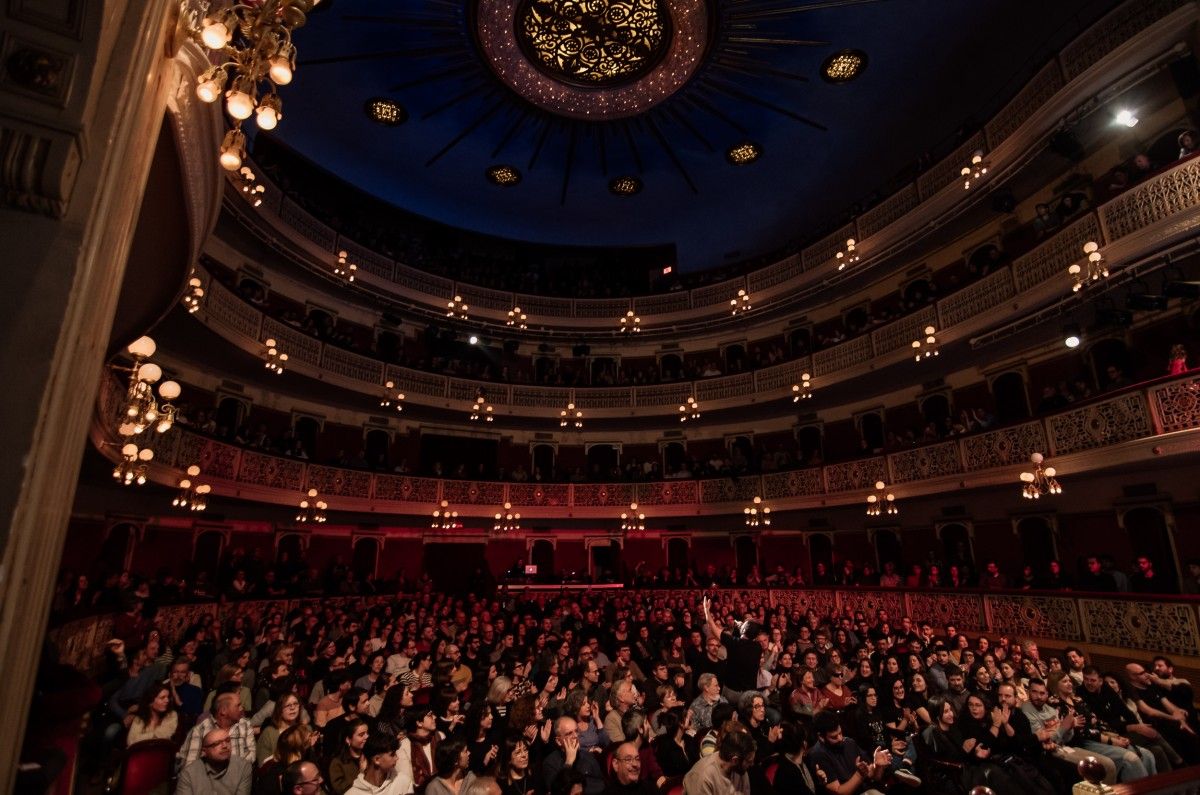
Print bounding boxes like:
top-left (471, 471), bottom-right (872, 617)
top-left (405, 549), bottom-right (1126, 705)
top-left (518, 0), bottom-right (671, 86)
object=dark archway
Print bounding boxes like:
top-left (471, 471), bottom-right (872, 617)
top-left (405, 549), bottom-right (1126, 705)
top-left (586, 444), bottom-right (619, 479)
top-left (809, 534), bottom-right (834, 583)
top-left (194, 531), bottom-right (224, 581)
top-left (215, 396), bottom-right (246, 436)
top-left (798, 425), bottom-right (823, 465)
top-left (788, 327), bottom-right (811, 356)
top-left (376, 329), bottom-right (401, 362)
top-left (666, 538), bottom-right (690, 573)
top-left (660, 353), bottom-right (683, 381)
top-left (729, 436), bottom-right (755, 472)
top-left (734, 536), bottom-right (759, 578)
top-left (590, 542), bottom-right (620, 583)
top-left (940, 523), bottom-right (974, 567)
top-left (1017, 517), bottom-right (1056, 572)
top-left (100, 523), bottom-right (135, 575)
top-left (364, 429), bottom-right (391, 470)
top-left (294, 416), bottom-right (321, 459)
top-left (352, 537), bottom-right (379, 581)
top-left (991, 372), bottom-right (1029, 422)
top-left (859, 412), bottom-right (885, 453)
top-left (1090, 338), bottom-right (1132, 389)
top-left (531, 539), bottom-right (555, 581)
top-left (662, 442), bottom-right (686, 474)
top-left (1123, 507), bottom-right (1178, 591)
top-left (903, 278), bottom-right (934, 306)
top-left (921, 394), bottom-right (952, 431)
top-left (874, 529), bottom-right (903, 570)
top-left (236, 275), bottom-right (267, 305)
top-left (532, 444), bottom-right (556, 480)
top-left (724, 344), bottom-right (746, 373)
top-left (844, 306), bottom-right (869, 335)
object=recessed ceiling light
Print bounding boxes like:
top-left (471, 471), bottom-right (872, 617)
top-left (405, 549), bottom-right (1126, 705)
top-left (1114, 109), bottom-right (1138, 127)
top-left (486, 165), bottom-right (522, 186)
top-left (609, 175), bottom-right (643, 196)
top-left (821, 49), bottom-right (868, 83)
top-left (726, 142), bottom-right (761, 166)
top-left (365, 97), bottom-right (406, 126)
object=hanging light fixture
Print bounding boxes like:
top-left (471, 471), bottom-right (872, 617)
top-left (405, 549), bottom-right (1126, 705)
top-left (470, 389), bottom-right (494, 422)
top-left (743, 496), bottom-right (771, 527)
top-left (730, 289), bottom-right (752, 315)
top-left (173, 465), bottom-right (211, 511)
top-left (866, 481), bottom-right (897, 516)
top-left (296, 488), bottom-right (327, 523)
top-left (1069, 241), bottom-right (1108, 292)
top-left (112, 443), bottom-right (154, 486)
top-left (911, 326), bottom-right (939, 361)
top-left (792, 373), bottom-right (813, 402)
top-left (446, 294), bottom-right (469, 319)
top-left (334, 250), bottom-right (357, 282)
top-left (1020, 452), bottom-right (1062, 499)
top-left (620, 502), bottom-right (646, 532)
top-left (679, 396), bottom-right (700, 422)
top-left (560, 401), bottom-right (583, 429)
top-left (379, 380), bottom-right (405, 411)
top-left (835, 239), bottom-right (859, 271)
top-left (231, 165), bottom-right (265, 206)
top-left (620, 310), bottom-right (641, 333)
top-left (432, 499), bottom-right (461, 530)
top-left (507, 307), bottom-right (528, 329)
top-left (181, 271), bottom-right (206, 313)
top-left (493, 502), bottom-right (521, 533)
top-left (192, 0), bottom-right (320, 168)
top-left (961, 150), bottom-right (988, 190)
top-left (263, 338), bottom-right (288, 374)
top-left (116, 336), bottom-right (181, 436)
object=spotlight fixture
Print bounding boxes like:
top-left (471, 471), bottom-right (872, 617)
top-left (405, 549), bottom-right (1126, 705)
top-left (792, 373), bottom-right (813, 401)
top-left (911, 326), bottom-right (939, 361)
top-left (182, 272), bottom-right (206, 313)
top-left (262, 338), bottom-right (288, 374)
top-left (621, 502), bottom-right (646, 532)
top-left (471, 389), bottom-right (494, 422)
top-left (1020, 452), bottom-right (1062, 499)
top-left (961, 151), bottom-right (988, 190)
top-left (365, 97), bottom-right (407, 126)
top-left (115, 336), bottom-right (181, 436)
top-left (866, 481), bottom-right (897, 516)
top-left (727, 142), bottom-right (761, 165)
top-left (620, 310), bottom-right (641, 333)
top-left (334, 250), bottom-right (357, 282)
top-left (469, 335), bottom-right (479, 345)
top-left (821, 49), bottom-right (868, 83)
top-left (744, 496), bottom-right (771, 527)
top-left (609, 175), bottom-right (643, 196)
top-left (296, 488), bottom-right (327, 523)
top-left (493, 502), bottom-right (521, 533)
top-left (835, 238), bottom-right (859, 271)
top-left (192, 0), bottom-right (319, 167)
top-left (1114, 109), bottom-right (1139, 128)
top-left (112, 443), bottom-right (154, 486)
top-left (1063, 324), bottom-right (1082, 349)
top-left (446, 294), bottom-right (470, 319)
top-left (1069, 241), bottom-right (1108, 292)
top-left (231, 165), bottom-right (264, 206)
top-left (486, 165), bottom-right (522, 186)
top-left (679, 396), bottom-right (700, 422)
top-left (173, 465), bottom-right (211, 511)
top-left (507, 307), bottom-right (528, 329)
top-left (379, 380), bottom-right (406, 411)
top-left (560, 401), bottom-right (583, 429)
top-left (432, 499), bottom-right (461, 530)
top-left (730, 289), bottom-right (752, 315)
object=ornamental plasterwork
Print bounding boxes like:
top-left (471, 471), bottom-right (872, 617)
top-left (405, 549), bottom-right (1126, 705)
top-left (1047, 392), bottom-right (1152, 455)
top-left (1100, 157), bottom-right (1200, 240)
top-left (440, 479), bottom-right (505, 505)
top-left (889, 440), bottom-right (963, 484)
top-left (961, 421), bottom-right (1047, 471)
top-left (1079, 598), bottom-right (1200, 657)
top-left (987, 594), bottom-right (1082, 641)
top-left (835, 590), bottom-right (906, 622)
top-left (238, 450), bottom-right (305, 491)
top-left (770, 589), bottom-right (837, 617)
top-left (906, 592), bottom-right (988, 632)
top-left (824, 456), bottom-right (887, 493)
top-left (1150, 379), bottom-right (1200, 433)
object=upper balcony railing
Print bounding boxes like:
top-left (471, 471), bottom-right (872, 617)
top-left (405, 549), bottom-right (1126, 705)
top-left (93, 369), bottom-right (1200, 517)
top-left (222, 0), bottom-right (1193, 328)
top-left (197, 150), bottom-right (1200, 416)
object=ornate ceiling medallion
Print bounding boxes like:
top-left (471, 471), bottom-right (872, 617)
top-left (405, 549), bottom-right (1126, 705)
top-left (476, 0), bottom-right (708, 120)
top-left (821, 49), bottom-right (868, 83)
top-left (609, 175), bottom-right (643, 196)
top-left (516, 0), bottom-right (671, 87)
top-left (487, 164), bottom-right (523, 185)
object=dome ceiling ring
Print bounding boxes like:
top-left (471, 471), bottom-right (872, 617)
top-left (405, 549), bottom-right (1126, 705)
top-left (476, 0), bottom-right (709, 120)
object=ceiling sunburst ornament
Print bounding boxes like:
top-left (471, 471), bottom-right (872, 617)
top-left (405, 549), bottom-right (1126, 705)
top-left (365, 98), bottom-right (407, 126)
top-left (821, 49), bottom-right (868, 83)
top-left (727, 142), bottom-right (761, 165)
top-left (609, 175), bottom-right (643, 196)
top-left (517, 0), bottom-right (671, 86)
top-left (487, 165), bottom-right (522, 186)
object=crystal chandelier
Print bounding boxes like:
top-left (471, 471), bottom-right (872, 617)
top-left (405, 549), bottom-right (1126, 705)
top-left (263, 338), bottom-right (288, 373)
top-left (334, 250), bottom-right (357, 282)
top-left (379, 380), bottom-right (405, 411)
top-left (730, 289), bottom-right (752, 315)
top-left (194, 0), bottom-right (322, 169)
top-left (116, 336), bottom-right (181, 437)
top-left (507, 306), bottom-right (528, 329)
top-left (493, 502), bottom-right (521, 533)
top-left (911, 326), bottom-right (938, 361)
top-left (446, 294), bottom-right (469, 319)
top-left (560, 401), bottom-right (583, 429)
top-left (173, 465), bottom-right (212, 511)
top-left (835, 238), bottom-right (859, 271)
top-left (866, 480), bottom-right (897, 516)
top-left (432, 499), bottom-right (461, 530)
top-left (1020, 452), bottom-right (1062, 499)
top-left (113, 443), bottom-right (154, 486)
top-left (296, 488), bottom-right (327, 523)
top-left (1069, 241), bottom-right (1107, 292)
top-left (620, 502), bottom-right (645, 532)
top-left (182, 272), bottom-right (205, 314)
top-left (679, 396), bottom-right (700, 422)
top-left (792, 372), bottom-right (813, 402)
top-left (961, 151), bottom-right (988, 190)
top-left (231, 165), bottom-right (264, 206)
top-left (744, 496), bottom-right (771, 527)
top-left (471, 389), bottom-right (494, 422)
top-left (620, 310), bottom-right (641, 333)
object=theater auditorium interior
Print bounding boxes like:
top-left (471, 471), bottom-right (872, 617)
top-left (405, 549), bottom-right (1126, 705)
top-left (5, 0), bottom-right (1200, 793)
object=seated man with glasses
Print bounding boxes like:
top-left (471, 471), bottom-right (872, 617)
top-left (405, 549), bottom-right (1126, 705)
top-left (176, 727), bottom-right (252, 794)
top-left (281, 761), bottom-right (326, 795)
top-left (605, 742), bottom-right (656, 795)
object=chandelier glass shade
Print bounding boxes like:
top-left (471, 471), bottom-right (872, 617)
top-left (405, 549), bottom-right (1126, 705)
top-left (380, 380), bottom-right (406, 411)
top-left (494, 502), bottom-right (521, 533)
top-left (113, 443), bottom-right (154, 486)
top-left (620, 502), bottom-right (645, 532)
top-left (433, 499), bottom-right (461, 529)
top-left (1020, 452), bottom-right (1062, 499)
top-left (744, 496), bottom-right (770, 527)
top-left (866, 480), bottom-right (897, 516)
top-left (173, 465), bottom-right (211, 511)
top-left (296, 487), bottom-right (327, 522)
top-left (117, 336), bottom-right (181, 437)
top-left (792, 373), bottom-right (813, 401)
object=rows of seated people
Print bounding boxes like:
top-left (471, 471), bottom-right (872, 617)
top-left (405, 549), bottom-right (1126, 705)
top-left (67, 572), bottom-right (1200, 795)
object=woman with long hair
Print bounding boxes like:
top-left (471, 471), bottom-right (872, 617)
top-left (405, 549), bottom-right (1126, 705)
top-left (425, 738), bottom-right (476, 795)
top-left (328, 717), bottom-right (369, 795)
top-left (495, 735), bottom-right (536, 795)
top-left (651, 708), bottom-right (698, 777)
top-left (915, 695), bottom-right (1018, 795)
top-left (906, 673), bottom-right (933, 727)
top-left (254, 724), bottom-right (319, 795)
top-left (126, 683), bottom-right (178, 745)
top-left (463, 703), bottom-right (499, 774)
top-left (257, 691), bottom-right (307, 764)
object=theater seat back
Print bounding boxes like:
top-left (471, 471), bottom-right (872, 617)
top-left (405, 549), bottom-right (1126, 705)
top-left (119, 739), bottom-right (177, 795)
